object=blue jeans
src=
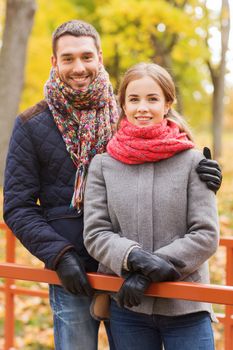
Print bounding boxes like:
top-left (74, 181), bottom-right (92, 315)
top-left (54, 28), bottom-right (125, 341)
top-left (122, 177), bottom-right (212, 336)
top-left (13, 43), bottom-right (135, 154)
top-left (49, 285), bottom-right (116, 350)
top-left (110, 300), bottom-right (215, 350)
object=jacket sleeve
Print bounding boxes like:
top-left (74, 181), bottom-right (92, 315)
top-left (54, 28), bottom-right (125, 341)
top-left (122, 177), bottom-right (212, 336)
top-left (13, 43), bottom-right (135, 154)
top-left (154, 150), bottom-right (220, 278)
top-left (83, 154), bottom-right (138, 276)
top-left (3, 117), bottom-right (73, 269)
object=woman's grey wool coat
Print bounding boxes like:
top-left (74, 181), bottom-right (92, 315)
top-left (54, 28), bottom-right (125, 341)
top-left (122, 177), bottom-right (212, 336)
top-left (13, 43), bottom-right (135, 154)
top-left (84, 149), bottom-right (219, 320)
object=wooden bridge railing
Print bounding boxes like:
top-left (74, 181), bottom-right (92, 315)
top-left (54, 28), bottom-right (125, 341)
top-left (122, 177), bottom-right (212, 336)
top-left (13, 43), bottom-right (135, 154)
top-left (1, 222), bottom-right (233, 350)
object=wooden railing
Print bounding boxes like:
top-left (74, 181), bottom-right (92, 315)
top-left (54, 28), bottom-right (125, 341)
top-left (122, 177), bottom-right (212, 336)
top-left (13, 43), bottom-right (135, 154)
top-left (1, 222), bottom-right (233, 350)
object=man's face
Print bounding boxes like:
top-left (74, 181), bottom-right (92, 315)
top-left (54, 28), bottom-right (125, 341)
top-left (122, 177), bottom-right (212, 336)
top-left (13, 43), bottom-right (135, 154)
top-left (52, 35), bottom-right (103, 90)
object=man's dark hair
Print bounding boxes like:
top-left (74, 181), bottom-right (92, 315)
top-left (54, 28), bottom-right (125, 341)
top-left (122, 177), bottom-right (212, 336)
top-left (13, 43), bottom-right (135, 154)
top-left (52, 19), bottom-right (101, 57)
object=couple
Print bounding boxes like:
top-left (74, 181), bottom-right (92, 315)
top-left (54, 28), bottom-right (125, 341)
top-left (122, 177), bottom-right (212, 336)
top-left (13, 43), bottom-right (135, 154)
top-left (4, 20), bottom-right (221, 350)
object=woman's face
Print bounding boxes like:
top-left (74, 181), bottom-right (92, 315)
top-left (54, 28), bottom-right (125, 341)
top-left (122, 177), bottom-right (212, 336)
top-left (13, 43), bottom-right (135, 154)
top-left (123, 76), bottom-right (170, 128)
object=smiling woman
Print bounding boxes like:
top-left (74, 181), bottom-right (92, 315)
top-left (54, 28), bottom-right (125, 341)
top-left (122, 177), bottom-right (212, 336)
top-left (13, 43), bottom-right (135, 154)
top-left (84, 61), bottom-right (220, 350)
top-left (123, 76), bottom-right (171, 128)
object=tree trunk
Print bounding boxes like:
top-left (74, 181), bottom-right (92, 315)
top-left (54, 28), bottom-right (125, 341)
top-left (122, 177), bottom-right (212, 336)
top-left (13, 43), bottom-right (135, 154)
top-left (0, 0), bottom-right (36, 184)
top-left (209, 0), bottom-right (230, 159)
top-left (150, 32), bottom-right (184, 114)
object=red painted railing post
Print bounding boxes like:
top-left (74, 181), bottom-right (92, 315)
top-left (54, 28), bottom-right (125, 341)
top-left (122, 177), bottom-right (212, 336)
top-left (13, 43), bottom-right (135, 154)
top-left (4, 226), bottom-right (16, 350)
top-left (224, 244), bottom-right (233, 350)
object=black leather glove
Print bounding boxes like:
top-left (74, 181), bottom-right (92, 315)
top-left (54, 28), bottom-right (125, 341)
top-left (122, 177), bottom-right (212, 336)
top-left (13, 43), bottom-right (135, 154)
top-left (116, 273), bottom-right (151, 308)
top-left (196, 147), bottom-right (222, 193)
top-left (55, 250), bottom-right (93, 296)
top-left (127, 248), bottom-right (184, 282)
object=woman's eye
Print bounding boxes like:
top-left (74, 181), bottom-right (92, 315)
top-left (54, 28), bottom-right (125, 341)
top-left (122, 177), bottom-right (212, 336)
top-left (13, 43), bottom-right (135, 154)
top-left (129, 98), bottom-right (138, 102)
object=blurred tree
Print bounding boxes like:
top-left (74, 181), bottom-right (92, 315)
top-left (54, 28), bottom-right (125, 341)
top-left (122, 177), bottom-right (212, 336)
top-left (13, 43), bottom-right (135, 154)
top-left (20, 0), bottom-right (78, 110)
top-left (20, 0), bottom-right (220, 127)
top-left (205, 0), bottom-right (230, 158)
top-left (1, 0), bottom-right (228, 176)
top-left (77, 0), bottom-right (230, 155)
top-left (0, 0), bottom-right (36, 184)
top-left (80, 0), bottom-right (212, 122)
top-left (225, 88), bottom-right (233, 130)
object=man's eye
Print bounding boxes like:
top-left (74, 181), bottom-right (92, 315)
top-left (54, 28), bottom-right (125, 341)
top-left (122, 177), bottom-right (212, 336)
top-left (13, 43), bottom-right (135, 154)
top-left (63, 57), bottom-right (72, 62)
top-left (83, 56), bottom-right (92, 60)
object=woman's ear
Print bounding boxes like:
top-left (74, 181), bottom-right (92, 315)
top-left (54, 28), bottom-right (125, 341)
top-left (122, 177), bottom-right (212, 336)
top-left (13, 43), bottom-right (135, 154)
top-left (164, 102), bottom-right (172, 115)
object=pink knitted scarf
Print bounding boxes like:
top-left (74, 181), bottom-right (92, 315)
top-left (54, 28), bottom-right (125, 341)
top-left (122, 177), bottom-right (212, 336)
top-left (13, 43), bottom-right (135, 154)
top-left (107, 118), bottom-right (194, 164)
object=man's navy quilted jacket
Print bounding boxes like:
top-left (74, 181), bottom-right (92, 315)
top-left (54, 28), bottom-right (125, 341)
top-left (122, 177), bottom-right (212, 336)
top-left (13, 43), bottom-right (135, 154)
top-left (3, 100), bottom-right (98, 271)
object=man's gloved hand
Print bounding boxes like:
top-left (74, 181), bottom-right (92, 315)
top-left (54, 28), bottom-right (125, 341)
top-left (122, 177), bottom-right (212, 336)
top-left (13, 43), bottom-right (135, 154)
top-left (196, 147), bottom-right (222, 193)
top-left (127, 248), bottom-right (185, 282)
top-left (55, 250), bottom-right (93, 297)
top-left (116, 273), bottom-right (151, 308)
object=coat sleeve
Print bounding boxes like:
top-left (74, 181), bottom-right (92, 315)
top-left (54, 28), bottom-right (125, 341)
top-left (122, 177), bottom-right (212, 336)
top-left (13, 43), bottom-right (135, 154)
top-left (3, 117), bottom-right (73, 269)
top-left (154, 150), bottom-right (220, 278)
top-left (83, 154), bottom-right (138, 276)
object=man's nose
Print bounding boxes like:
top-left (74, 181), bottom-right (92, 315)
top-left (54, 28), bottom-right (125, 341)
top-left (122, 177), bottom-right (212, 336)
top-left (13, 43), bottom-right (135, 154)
top-left (73, 59), bottom-right (85, 74)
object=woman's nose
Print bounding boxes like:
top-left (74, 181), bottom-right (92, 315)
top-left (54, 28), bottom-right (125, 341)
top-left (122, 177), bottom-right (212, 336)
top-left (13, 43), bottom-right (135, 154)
top-left (137, 101), bottom-right (149, 112)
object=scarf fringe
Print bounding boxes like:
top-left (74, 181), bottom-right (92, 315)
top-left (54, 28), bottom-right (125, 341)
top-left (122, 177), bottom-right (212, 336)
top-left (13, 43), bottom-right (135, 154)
top-left (71, 165), bottom-right (87, 211)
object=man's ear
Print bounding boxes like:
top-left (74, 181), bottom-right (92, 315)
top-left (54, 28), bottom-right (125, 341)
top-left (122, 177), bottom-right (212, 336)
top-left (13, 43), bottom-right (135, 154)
top-left (51, 55), bottom-right (57, 68)
top-left (98, 50), bottom-right (103, 64)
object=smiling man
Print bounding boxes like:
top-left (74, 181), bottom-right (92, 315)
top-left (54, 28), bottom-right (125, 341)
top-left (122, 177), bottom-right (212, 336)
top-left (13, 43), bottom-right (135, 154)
top-left (52, 35), bottom-right (102, 90)
top-left (3, 19), bottom-right (222, 350)
top-left (3, 20), bottom-right (118, 350)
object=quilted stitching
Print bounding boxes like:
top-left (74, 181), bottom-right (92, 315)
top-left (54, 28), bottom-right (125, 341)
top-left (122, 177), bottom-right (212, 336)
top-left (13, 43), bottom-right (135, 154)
top-left (3, 103), bottom-right (84, 269)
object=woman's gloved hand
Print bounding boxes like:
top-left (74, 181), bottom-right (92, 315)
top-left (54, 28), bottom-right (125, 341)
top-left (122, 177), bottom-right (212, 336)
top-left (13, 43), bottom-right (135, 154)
top-left (127, 248), bottom-right (184, 282)
top-left (196, 147), bottom-right (222, 193)
top-left (55, 250), bottom-right (93, 296)
top-left (116, 273), bottom-right (151, 308)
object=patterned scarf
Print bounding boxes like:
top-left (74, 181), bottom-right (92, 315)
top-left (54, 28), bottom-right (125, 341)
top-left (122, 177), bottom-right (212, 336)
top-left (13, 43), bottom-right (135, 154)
top-left (107, 118), bottom-right (194, 164)
top-left (44, 65), bottom-right (118, 210)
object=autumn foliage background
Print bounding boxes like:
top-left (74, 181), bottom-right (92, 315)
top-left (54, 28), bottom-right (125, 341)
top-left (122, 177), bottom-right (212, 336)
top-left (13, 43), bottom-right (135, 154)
top-left (0, 0), bottom-right (233, 349)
